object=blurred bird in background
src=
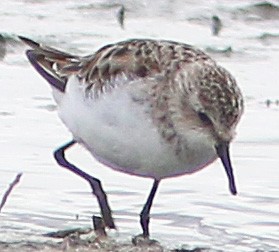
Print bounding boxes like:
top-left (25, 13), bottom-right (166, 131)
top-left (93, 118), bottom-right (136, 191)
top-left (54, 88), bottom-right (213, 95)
top-left (211, 15), bottom-right (222, 36)
top-left (117, 5), bottom-right (125, 29)
top-left (0, 34), bottom-right (7, 60)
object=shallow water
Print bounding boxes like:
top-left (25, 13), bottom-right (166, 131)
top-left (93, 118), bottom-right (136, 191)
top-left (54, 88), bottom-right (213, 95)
top-left (0, 0), bottom-right (279, 251)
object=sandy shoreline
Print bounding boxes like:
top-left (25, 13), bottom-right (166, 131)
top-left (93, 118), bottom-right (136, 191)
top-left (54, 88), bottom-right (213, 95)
top-left (0, 239), bottom-right (209, 252)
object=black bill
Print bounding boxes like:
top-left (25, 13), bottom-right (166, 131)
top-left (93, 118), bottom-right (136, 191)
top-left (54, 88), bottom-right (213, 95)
top-left (216, 142), bottom-right (237, 195)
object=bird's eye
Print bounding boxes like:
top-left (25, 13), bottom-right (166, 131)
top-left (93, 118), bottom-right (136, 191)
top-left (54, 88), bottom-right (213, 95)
top-left (198, 112), bottom-right (212, 125)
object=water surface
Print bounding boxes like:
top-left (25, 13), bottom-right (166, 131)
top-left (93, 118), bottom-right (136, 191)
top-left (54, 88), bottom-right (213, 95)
top-left (0, 0), bottom-right (278, 251)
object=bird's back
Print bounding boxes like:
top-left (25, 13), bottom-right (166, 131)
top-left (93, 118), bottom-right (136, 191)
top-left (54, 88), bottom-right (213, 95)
top-left (20, 37), bottom-right (214, 97)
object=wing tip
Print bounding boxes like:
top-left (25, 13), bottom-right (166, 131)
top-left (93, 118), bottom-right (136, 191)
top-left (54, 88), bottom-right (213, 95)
top-left (19, 35), bottom-right (40, 49)
top-left (25, 49), bottom-right (66, 93)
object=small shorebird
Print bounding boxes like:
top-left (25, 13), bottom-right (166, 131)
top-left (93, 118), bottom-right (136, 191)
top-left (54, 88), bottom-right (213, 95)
top-left (0, 34), bottom-right (7, 60)
top-left (211, 15), bottom-right (222, 36)
top-left (117, 5), bottom-right (125, 29)
top-left (20, 36), bottom-right (243, 240)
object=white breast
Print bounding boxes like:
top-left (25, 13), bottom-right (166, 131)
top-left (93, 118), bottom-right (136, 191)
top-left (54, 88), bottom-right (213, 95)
top-left (56, 76), bottom-right (217, 179)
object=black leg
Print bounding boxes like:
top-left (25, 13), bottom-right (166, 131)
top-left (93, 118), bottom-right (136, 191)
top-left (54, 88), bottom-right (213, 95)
top-left (140, 179), bottom-right (160, 237)
top-left (53, 140), bottom-right (115, 229)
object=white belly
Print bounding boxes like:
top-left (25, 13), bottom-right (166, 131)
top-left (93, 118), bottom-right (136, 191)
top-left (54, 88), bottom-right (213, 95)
top-left (56, 77), bottom-right (217, 179)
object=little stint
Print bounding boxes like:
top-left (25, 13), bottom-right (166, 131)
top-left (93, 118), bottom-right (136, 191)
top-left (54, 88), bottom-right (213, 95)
top-left (20, 36), bottom-right (244, 240)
